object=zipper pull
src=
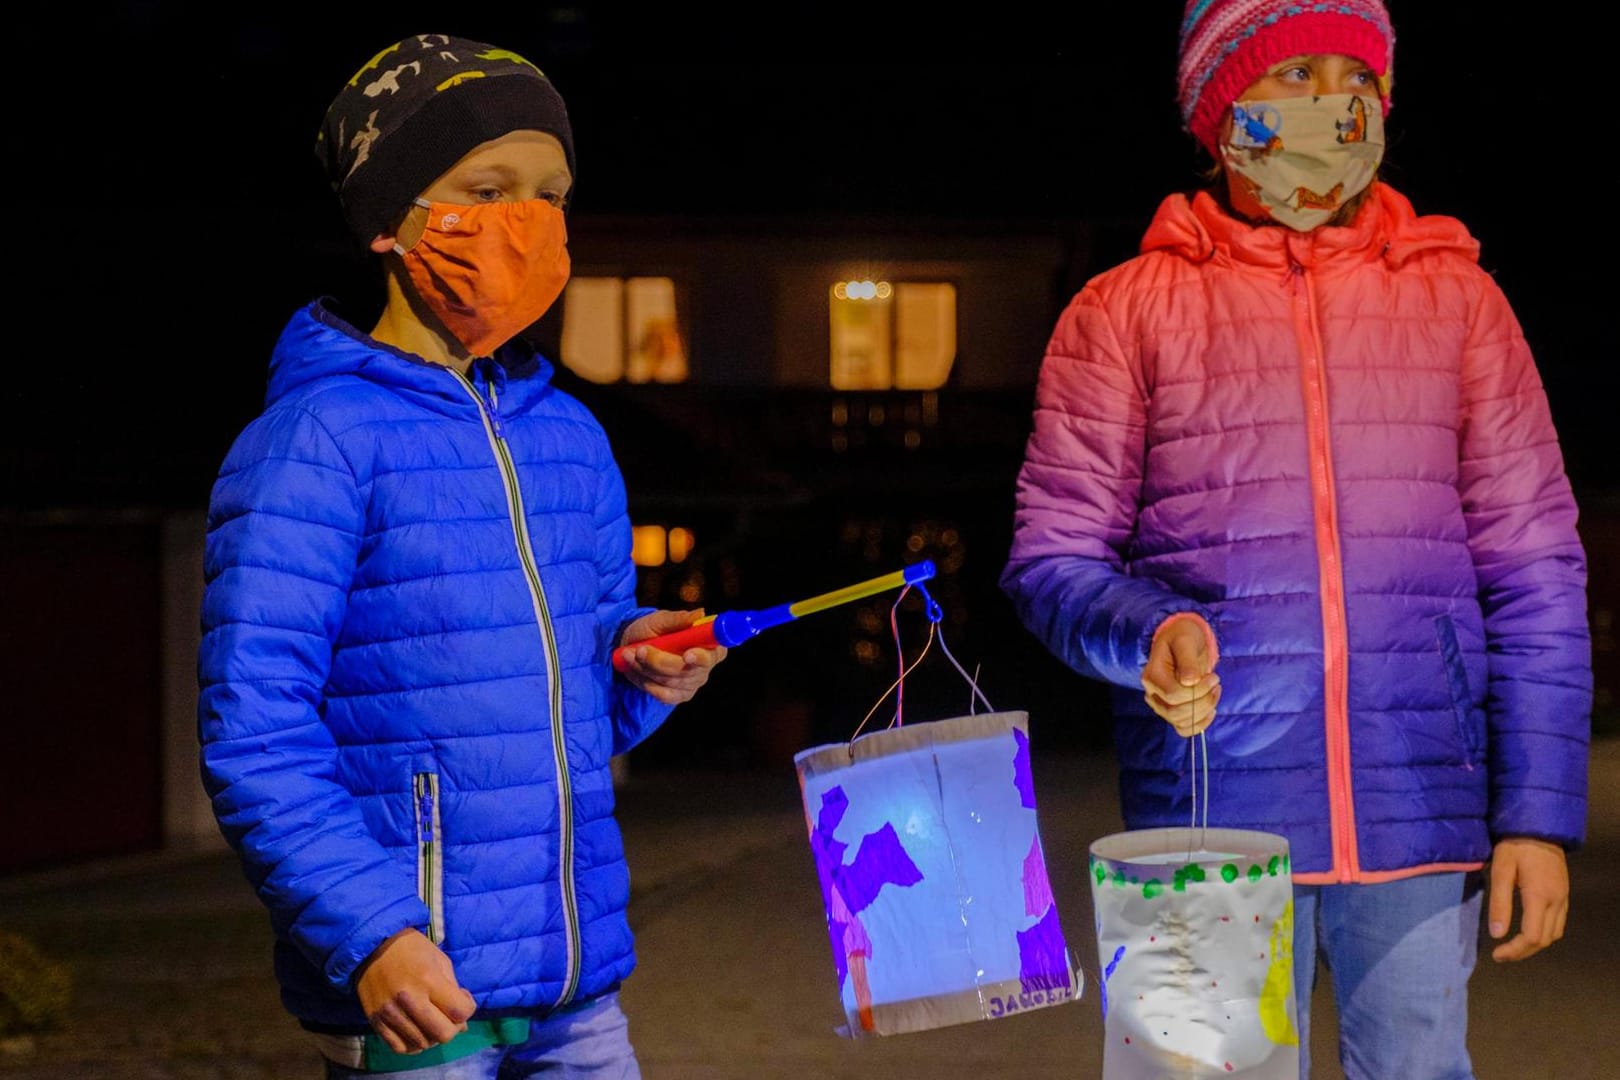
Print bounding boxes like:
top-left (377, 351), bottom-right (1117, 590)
top-left (418, 787), bottom-right (435, 842)
top-left (474, 362), bottom-right (506, 439)
top-left (485, 385), bottom-right (505, 439)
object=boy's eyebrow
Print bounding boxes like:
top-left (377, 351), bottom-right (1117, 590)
top-left (456, 162), bottom-right (573, 188)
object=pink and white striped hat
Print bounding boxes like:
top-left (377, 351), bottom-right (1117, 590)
top-left (1176, 0), bottom-right (1395, 156)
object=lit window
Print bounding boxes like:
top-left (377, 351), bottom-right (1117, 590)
top-left (561, 276), bottom-right (688, 384)
top-left (631, 525), bottom-right (667, 567)
top-left (667, 527), bottom-right (694, 563)
top-left (631, 525), bottom-right (696, 567)
top-left (829, 281), bottom-right (956, 390)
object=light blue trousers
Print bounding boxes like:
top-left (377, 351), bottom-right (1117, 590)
top-left (1294, 872), bottom-right (1483, 1080)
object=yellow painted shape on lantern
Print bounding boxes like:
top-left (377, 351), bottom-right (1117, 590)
top-left (1259, 899), bottom-right (1300, 1046)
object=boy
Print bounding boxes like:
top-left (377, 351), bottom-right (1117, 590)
top-left (197, 33), bottom-right (725, 1077)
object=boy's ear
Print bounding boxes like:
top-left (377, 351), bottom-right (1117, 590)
top-left (369, 233), bottom-right (395, 254)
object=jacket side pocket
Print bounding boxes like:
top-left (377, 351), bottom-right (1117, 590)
top-left (413, 772), bottom-right (445, 945)
top-left (1433, 615), bottom-right (1483, 764)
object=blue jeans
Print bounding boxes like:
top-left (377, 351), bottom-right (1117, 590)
top-left (1294, 873), bottom-right (1483, 1080)
top-left (321, 992), bottom-right (639, 1079)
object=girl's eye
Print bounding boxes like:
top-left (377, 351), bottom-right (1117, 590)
top-left (473, 187), bottom-right (504, 202)
top-left (539, 191), bottom-right (567, 209)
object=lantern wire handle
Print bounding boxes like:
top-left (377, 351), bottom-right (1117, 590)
top-left (845, 581), bottom-right (993, 754)
top-left (922, 584), bottom-right (995, 717)
top-left (1186, 702), bottom-right (1209, 858)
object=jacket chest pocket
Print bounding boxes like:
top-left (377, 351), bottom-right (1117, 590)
top-left (413, 772), bottom-right (446, 945)
top-left (1433, 615), bottom-right (1484, 764)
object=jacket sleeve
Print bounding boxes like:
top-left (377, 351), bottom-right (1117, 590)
top-left (197, 404), bottom-right (429, 991)
top-left (1458, 274), bottom-right (1592, 849)
top-left (1000, 285), bottom-right (1214, 690)
top-left (594, 446), bottom-right (676, 755)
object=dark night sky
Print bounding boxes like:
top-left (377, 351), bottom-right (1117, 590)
top-left (13, 3), bottom-right (1613, 503)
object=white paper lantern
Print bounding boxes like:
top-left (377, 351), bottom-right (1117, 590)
top-left (1089, 826), bottom-right (1299, 1078)
top-left (795, 710), bottom-right (1083, 1037)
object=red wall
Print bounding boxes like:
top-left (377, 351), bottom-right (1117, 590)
top-left (0, 519), bottom-right (163, 873)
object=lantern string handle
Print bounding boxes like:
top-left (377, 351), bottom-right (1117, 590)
top-left (1187, 710), bottom-right (1209, 858)
top-left (920, 584), bottom-right (995, 717)
top-left (845, 582), bottom-right (993, 754)
top-left (848, 595), bottom-right (934, 748)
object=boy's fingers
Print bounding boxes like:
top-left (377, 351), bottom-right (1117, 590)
top-left (406, 1001), bottom-right (465, 1047)
top-left (373, 1000), bottom-right (429, 1052)
top-left (437, 986), bottom-right (477, 1025)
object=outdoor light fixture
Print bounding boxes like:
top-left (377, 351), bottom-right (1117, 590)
top-left (832, 280), bottom-right (892, 301)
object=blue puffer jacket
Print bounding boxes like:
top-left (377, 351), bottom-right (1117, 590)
top-left (197, 300), bottom-right (674, 1029)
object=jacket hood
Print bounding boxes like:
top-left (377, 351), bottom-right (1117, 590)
top-left (265, 300), bottom-right (552, 409)
top-left (1140, 183), bottom-right (1480, 272)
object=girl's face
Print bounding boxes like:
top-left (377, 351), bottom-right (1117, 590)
top-left (1231, 52), bottom-right (1378, 108)
top-left (1215, 52), bottom-right (1383, 228)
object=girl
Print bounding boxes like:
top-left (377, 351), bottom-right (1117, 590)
top-left (999, 3), bottom-right (1591, 1076)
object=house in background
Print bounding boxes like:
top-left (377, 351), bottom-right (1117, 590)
top-left (0, 212), bottom-right (1105, 873)
top-left (6, 212), bottom-right (1616, 874)
top-left (546, 214), bottom-right (1114, 769)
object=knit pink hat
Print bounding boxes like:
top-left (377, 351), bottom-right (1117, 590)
top-left (1177, 0), bottom-right (1395, 156)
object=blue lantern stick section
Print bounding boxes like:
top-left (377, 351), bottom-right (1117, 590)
top-left (613, 561), bottom-right (937, 672)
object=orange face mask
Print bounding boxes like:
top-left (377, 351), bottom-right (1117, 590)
top-left (393, 198), bottom-right (571, 358)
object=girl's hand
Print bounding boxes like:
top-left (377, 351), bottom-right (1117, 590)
top-left (1142, 615), bottom-right (1220, 737)
top-left (1488, 837), bottom-right (1570, 962)
top-left (617, 609), bottom-right (727, 705)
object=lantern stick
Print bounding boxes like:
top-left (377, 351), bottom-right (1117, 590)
top-left (611, 560), bottom-right (937, 672)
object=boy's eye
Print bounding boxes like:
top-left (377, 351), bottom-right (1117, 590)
top-left (472, 187), bottom-right (504, 202)
top-left (539, 191), bottom-right (567, 208)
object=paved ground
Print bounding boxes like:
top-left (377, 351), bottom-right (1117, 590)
top-left (3, 738), bottom-right (1617, 1080)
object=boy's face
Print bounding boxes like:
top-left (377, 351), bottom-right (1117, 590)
top-left (370, 129), bottom-right (573, 253)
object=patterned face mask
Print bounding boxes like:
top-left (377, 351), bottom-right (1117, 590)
top-left (1219, 93), bottom-right (1385, 231)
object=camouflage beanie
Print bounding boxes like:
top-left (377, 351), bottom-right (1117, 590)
top-left (316, 33), bottom-right (575, 244)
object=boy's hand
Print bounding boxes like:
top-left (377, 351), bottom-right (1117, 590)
top-left (618, 609), bottom-right (727, 704)
top-left (1488, 837), bottom-right (1570, 962)
top-left (1142, 615), bottom-right (1220, 737)
top-left (356, 928), bottom-right (477, 1055)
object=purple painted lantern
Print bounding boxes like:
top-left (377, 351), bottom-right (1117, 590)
top-left (794, 710), bottom-right (1083, 1037)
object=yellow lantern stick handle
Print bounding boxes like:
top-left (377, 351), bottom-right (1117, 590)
top-left (612, 561), bottom-right (937, 672)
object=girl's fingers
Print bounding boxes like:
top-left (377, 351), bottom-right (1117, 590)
top-left (1146, 683), bottom-right (1221, 734)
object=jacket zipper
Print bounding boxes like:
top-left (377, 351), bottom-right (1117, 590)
top-left (449, 366), bottom-right (581, 1004)
top-left (414, 772), bottom-right (445, 945)
top-left (1288, 259), bottom-right (1359, 883)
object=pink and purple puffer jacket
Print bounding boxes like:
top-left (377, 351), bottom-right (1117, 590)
top-left (1001, 183), bottom-right (1591, 883)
